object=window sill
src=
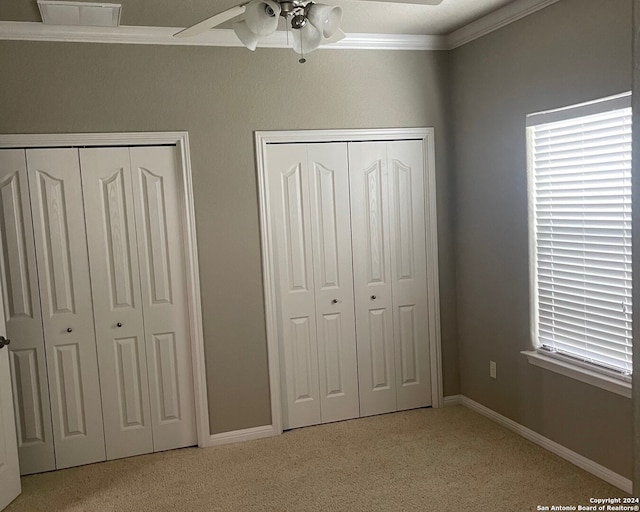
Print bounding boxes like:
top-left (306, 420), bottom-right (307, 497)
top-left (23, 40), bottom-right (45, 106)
top-left (521, 351), bottom-right (631, 399)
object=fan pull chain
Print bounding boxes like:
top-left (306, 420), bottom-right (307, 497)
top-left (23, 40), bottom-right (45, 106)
top-left (299, 30), bottom-right (306, 64)
top-left (286, 16), bottom-right (290, 46)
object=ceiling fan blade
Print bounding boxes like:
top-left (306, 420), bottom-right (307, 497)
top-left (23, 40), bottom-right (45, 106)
top-left (353, 0), bottom-right (443, 4)
top-left (174, 5), bottom-right (247, 38)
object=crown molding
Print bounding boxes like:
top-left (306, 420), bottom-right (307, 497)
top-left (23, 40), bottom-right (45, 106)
top-left (0, 0), bottom-right (560, 51)
top-left (446, 0), bottom-right (561, 49)
top-left (0, 22), bottom-right (448, 51)
top-left (335, 32), bottom-right (448, 51)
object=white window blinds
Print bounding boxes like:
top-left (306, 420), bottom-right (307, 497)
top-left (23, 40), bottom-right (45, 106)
top-left (529, 95), bottom-right (632, 376)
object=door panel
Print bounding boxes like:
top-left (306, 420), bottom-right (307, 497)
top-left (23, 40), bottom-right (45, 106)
top-left (289, 316), bottom-right (316, 405)
top-left (0, 150), bottom-right (55, 474)
top-left (80, 148), bottom-right (154, 460)
top-left (0, 279), bottom-right (21, 510)
top-left (26, 148), bottom-right (105, 469)
top-left (53, 344), bottom-right (85, 437)
top-left (307, 144), bottom-right (358, 424)
top-left (153, 332), bottom-right (181, 422)
top-left (348, 143), bottom-right (397, 417)
top-left (368, 308), bottom-right (393, 390)
top-left (266, 144), bottom-right (321, 429)
top-left (387, 141), bottom-right (431, 410)
top-left (129, 146), bottom-right (196, 451)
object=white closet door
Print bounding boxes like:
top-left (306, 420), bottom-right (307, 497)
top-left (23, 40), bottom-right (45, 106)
top-left (307, 144), bottom-right (359, 424)
top-left (79, 148), bottom-right (154, 460)
top-left (387, 141), bottom-right (431, 410)
top-left (348, 142), bottom-right (397, 417)
top-left (26, 148), bottom-right (105, 469)
top-left (0, 150), bottom-right (55, 474)
top-left (0, 285), bottom-right (21, 510)
top-left (129, 147), bottom-right (197, 451)
top-left (266, 144), bottom-right (321, 429)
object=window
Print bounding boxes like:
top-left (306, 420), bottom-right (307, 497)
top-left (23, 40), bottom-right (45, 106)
top-left (527, 93), bottom-right (632, 382)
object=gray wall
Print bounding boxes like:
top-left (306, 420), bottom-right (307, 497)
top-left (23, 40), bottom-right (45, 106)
top-left (452, 0), bottom-right (633, 477)
top-left (0, 42), bottom-right (458, 434)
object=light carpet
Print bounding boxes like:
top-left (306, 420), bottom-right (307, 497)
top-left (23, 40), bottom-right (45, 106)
top-left (6, 406), bottom-right (627, 511)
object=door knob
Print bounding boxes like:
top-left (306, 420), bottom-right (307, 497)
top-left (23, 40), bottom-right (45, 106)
top-left (0, 336), bottom-right (10, 349)
top-left (371, 295), bottom-right (377, 300)
top-left (117, 322), bottom-right (123, 328)
top-left (67, 328), bottom-right (73, 333)
top-left (331, 299), bottom-right (338, 304)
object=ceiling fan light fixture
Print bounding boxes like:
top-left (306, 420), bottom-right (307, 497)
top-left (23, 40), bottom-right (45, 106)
top-left (291, 14), bottom-right (307, 30)
top-left (244, 0), bottom-right (281, 36)
top-left (307, 4), bottom-right (342, 39)
top-left (324, 28), bottom-right (345, 44)
top-left (292, 21), bottom-right (322, 55)
top-left (178, 0), bottom-right (347, 62)
top-left (232, 20), bottom-right (261, 51)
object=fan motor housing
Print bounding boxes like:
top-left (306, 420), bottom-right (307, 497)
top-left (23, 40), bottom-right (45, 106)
top-left (278, 2), bottom-right (299, 16)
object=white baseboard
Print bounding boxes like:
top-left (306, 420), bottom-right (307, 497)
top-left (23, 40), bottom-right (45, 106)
top-left (206, 425), bottom-right (276, 447)
top-left (459, 396), bottom-right (632, 493)
top-left (443, 395), bottom-right (462, 406)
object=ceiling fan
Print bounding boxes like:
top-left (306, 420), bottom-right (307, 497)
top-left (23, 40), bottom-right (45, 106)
top-left (175, 0), bottom-right (443, 63)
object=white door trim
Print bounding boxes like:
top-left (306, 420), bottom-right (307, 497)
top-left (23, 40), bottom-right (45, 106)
top-left (255, 127), bottom-right (443, 436)
top-left (0, 132), bottom-right (210, 448)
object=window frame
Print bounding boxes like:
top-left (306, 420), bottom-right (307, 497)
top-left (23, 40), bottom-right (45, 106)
top-left (524, 92), bottom-right (632, 397)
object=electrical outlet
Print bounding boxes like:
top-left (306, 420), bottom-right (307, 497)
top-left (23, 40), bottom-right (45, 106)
top-left (490, 361), bottom-right (497, 379)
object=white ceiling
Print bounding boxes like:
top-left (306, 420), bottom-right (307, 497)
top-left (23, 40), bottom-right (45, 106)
top-left (335, 0), bottom-right (516, 35)
top-left (0, 0), bottom-right (518, 35)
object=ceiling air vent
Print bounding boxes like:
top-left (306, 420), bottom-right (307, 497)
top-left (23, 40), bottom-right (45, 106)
top-left (37, 1), bottom-right (122, 27)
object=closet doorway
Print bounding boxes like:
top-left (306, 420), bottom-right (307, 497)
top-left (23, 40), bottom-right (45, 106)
top-left (0, 132), bottom-right (209, 474)
top-left (255, 128), bottom-right (443, 434)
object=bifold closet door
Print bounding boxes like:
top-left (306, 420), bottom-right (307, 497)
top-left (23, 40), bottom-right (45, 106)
top-left (80, 148), bottom-right (154, 460)
top-left (386, 141), bottom-right (431, 411)
top-left (129, 147), bottom-right (197, 451)
top-left (26, 148), bottom-right (106, 469)
top-left (266, 143), bottom-right (359, 429)
top-left (82, 146), bottom-right (196, 455)
top-left (349, 140), bottom-right (432, 416)
top-left (307, 144), bottom-right (359, 424)
top-left (348, 143), bottom-right (397, 417)
top-left (266, 143), bottom-right (321, 429)
top-left (0, 150), bottom-right (55, 474)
